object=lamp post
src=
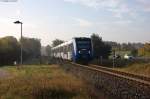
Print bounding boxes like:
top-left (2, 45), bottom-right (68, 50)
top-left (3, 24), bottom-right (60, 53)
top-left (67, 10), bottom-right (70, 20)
top-left (112, 46), bottom-right (116, 68)
top-left (113, 50), bottom-right (115, 68)
top-left (14, 21), bottom-right (23, 65)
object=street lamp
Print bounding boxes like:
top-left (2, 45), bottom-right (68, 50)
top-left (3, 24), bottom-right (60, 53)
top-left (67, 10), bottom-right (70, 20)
top-left (14, 21), bottom-right (23, 65)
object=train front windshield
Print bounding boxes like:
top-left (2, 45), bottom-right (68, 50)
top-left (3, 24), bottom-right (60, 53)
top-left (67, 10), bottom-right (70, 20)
top-left (76, 39), bottom-right (92, 50)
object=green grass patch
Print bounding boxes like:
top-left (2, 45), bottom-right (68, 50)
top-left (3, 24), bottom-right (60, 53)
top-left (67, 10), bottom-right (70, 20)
top-left (0, 65), bottom-right (96, 99)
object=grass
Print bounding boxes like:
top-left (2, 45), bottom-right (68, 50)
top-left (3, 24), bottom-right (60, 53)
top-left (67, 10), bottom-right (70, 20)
top-left (116, 63), bottom-right (150, 77)
top-left (0, 65), bottom-right (96, 99)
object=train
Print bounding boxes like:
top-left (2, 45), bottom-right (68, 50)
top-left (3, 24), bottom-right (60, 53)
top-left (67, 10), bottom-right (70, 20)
top-left (51, 37), bottom-right (93, 63)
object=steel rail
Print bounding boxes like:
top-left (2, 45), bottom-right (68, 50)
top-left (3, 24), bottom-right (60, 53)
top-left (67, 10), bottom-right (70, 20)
top-left (89, 64), bottom-right (150, 82)
top-left (70, 62), bottom-right (150, 86)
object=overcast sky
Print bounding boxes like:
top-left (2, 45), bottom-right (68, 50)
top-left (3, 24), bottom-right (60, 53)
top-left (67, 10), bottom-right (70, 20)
top-left (0, 0), bottom-right (150, 45)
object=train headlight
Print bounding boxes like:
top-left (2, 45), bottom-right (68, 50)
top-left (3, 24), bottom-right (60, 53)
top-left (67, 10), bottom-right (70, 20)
top-left (78, 51), bottom-right (81, 54)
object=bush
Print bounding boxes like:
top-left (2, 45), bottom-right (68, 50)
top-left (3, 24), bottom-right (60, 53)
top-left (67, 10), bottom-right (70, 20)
top-left (91, 58), bottom-right (150, 68)
top-left (0, 65), bottom-right (96, 99)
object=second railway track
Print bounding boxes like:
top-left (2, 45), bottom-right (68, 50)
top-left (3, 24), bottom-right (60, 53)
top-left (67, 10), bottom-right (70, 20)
top-left (60, 61), bottom-right (150, 99)
top-left (64, 62), bottom-right (150, 99)
top-left (89, 64), bottom-right (150, 83)
top-left (70, 62), bottom-right (150, 85)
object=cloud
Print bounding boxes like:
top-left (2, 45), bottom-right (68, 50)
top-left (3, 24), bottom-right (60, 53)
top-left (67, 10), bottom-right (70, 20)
top-left (24, 23), bottom-right (37, 29)
top-left (64, 0), bottom-right (121, 9)
top-left (108, 3), bottom-right (132, 18)
top-left (16, 9), bottom-right (21, 16)
top-left (136, 0), bottom-right (150, 12)
top-left (115, 20), bottom-right (132, 24)
top-left (64, 0), bottom-right (150, 19)
top-left (64, 0), bottom-right (131, 18)
top-left (0, 17), bottom-right (14, 25)
top-left (74, 18), bottom-right (92, 27)
top-left (64, 0), bottom-right (99, 8)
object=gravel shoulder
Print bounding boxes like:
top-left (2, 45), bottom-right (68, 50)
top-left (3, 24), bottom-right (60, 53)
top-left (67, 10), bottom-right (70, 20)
top-left (0, 69), bottom-right (10, 79)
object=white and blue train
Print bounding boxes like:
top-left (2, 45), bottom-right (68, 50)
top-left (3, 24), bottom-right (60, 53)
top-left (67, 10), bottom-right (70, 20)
top-left (51, 37), bottom-right (93, 63)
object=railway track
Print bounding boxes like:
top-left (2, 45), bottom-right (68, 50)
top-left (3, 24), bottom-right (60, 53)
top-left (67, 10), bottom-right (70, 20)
top-left (70, 62), bottom-right (150, 85)
top-left (67, 62), bottom-right (150, 98)
top-left (89, 64), bottom-right (150, 83)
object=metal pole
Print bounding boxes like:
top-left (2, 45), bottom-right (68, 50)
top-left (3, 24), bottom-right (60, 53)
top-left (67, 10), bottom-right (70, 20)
top-left (14, 21), bottom-right (23, 66)
top-left (100, 56), bottom-right (102, 65)
top-left (20, 23), bottom-right (23, 65)
top-left (113, 57), bottom-right (114, 68)
top-left (113, 50), bottom-right (115, 68)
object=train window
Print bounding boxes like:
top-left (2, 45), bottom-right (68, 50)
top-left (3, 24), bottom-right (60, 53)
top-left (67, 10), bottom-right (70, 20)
top-left (68, 43), bottom-right (73, 51)
top-left (77, 45), bottom-right (90, 49)
top-left (77, 41), bottom-right (91, 44)
top-left (76, 40), bottom-right (91, 49)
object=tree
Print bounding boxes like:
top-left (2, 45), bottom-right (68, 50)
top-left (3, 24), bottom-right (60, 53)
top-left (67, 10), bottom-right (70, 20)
top-left (52, 39), bottom-right (64, 47)
top-left (0, 36), bottom-right (20, 65)
top-left (0, 36), bottom-right (42, 65)
top-left (21, 37), bottom-right (41, 61)
top-left (45, 45), bottom-right (51, 56)
top-left (91, 34), bottom-right (112, 59)
top-left (131, 49), bottom-right (138, 57)
top-left (138, 43), bottom-right (150, 56)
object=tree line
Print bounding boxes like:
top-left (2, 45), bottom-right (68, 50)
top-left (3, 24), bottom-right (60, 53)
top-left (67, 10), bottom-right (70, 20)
top-left (0, 36), bottom-right (41, 66)
top-left (1, 34), bottom-right (149, 66)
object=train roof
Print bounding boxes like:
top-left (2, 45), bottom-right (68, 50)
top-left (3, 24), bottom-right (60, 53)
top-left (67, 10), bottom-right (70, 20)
top-left (73, 37), bottom-right (90, 39)
top-left (51, 37), bottom-right (91, 50)
top-left (51, 40), bottom-right (73, 50)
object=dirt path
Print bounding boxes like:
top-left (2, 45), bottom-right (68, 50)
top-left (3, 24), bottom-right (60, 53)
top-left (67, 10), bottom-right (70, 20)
top-left (0, 69), bottom-right (10, 79)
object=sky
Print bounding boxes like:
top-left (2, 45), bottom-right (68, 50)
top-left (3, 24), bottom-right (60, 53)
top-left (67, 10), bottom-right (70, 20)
top-left (0, 0), bottom-right (150, 45)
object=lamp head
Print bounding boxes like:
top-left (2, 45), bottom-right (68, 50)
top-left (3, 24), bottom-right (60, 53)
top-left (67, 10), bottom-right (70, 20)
top-left (14, 21), bottom-right (22, 24)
